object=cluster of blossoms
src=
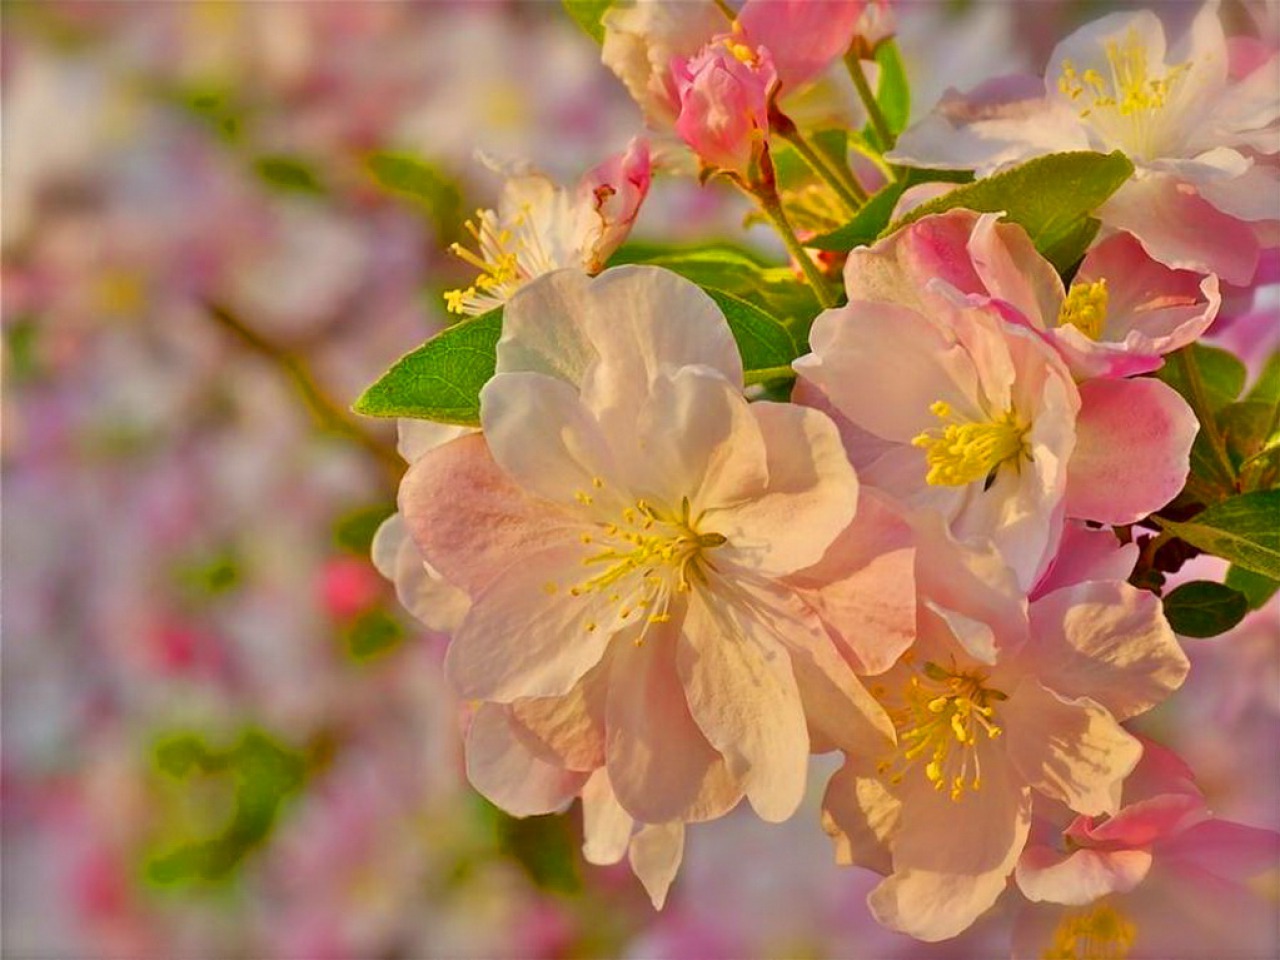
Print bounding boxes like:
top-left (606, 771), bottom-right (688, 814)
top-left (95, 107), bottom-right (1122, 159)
top-left (366, 1), bottom-right (1280, 953)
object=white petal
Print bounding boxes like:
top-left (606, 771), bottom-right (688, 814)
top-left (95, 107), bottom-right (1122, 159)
top-left (628, 822), bottom-right (686, 910)
top-left (581, 768), bottom-right (634, 866)
top-left (466, 703), bottom-right (589, 817)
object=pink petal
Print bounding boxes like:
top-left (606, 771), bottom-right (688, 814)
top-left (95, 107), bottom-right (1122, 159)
top-left (786, 489), bottom-right (917, 675)
top-left (1023, 580), bottom-right (1188, 722)
top-left (968, 213), bottom-right (1064, 329)
top-left (581, 769), bottom-right (634, 866)
top-left (711, 400), bottom-right (858, 577)
top-left (1065, 377), bottom-right (1198, 526)
top-left (399, 433), bottom-right (579, 597)
top-left (1100, 175), bottom-right (1261, 286)
top-left (738, 0), bottom-right (863, 91)
top-left (1031, 522), bottom-right (1139, 600)
top-left (466, 703), bottom-right (590, 817)
top-left (869, 750), bottom-right (1032, 941)
top-left (1016, 844), bottom-right (1152, 905)
top-left (509, 660), bottom-right (608, 772)
top-left (605, 616), bottom-right (743, 824)
top-left (678, 588), bottom-right (810, 822)
top-left (1002, 680), bottom-right (1142, 817)
top-left (445, 543), bottom-right (615, 701)
top-left (821, 758), bottom-right (899, 875)
top-left (628, 822), bottom-right (685, 910)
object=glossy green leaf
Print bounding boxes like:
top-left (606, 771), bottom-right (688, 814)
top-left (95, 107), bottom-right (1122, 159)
top-left (883, 150), bottom-right (1134, 272)
top-left (874, 40), bottom-right (910, 137)
top-left (1162, 580), bottom-right (1249, 637)
top-left (703, 287), bottom-right (800, 384)
top-left (808, 168), bottom-right (972, 252)
top-left (354, 308), bottom-right (502, 425)
top-left (1159, 490), bottom-right (1280, 580)
top-left (1156, 344), bottom-right (1247, 412)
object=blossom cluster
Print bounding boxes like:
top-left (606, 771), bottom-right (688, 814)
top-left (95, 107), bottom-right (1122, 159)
top-left (362, 1), bottom-right (1280, 953)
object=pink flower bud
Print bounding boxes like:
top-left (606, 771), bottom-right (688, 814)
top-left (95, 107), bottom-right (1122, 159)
top-left (738, 0), bottom-right (870, 90)
top-left (673, 38), bottom-right (778, 178)
top-left (578, 136), bottom-right (652, 270)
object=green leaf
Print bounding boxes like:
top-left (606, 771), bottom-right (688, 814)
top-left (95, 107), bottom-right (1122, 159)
top-left (253, 155), bottom-right (325, 195)
top-left (609, 243), bottom-right (819, 331)
top-left (345, 608), bottom-right (405, 661)
top-left (353, 308), bottom-right (502, 425)
top-left (333, 503), bottom-right (396, 555)
top-left (874, 40), bottom-right (910, 137)
top-left (1159, 490), bottom-right (1280, 580)
top-left (1225, 565), bottom-right (1280, 610)
top-left (562, 0), bottom-right (612, 42)
top-left (702, 288), bottom-right (801, 384)
top-left (1156, 343), bottom-right (1247, 412)
top-left (365, 151), bottom-right (463, 237)
top-left (1218, 400), bottom-right (1280, 482)
top-left (883, 151), bottom-right (1134, 272)
top-left (1162, 580), bottom-right (1249, 638)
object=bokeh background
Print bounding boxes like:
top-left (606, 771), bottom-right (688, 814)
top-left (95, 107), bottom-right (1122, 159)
top-left (3, 2), bottom-right (1277, 958)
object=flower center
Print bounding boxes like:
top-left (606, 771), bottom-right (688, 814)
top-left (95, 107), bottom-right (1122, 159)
top-left (561, 488), bottom-right (727, 639)
top-left (444, 205), bottom-right (555, 316)
top-left (877, 660), bottom-right (1005, 801)
top-left (1057, 29), bottom-right (1191, 158)
top-left (1057, 279), bottom-right (1109, 340)
top-left (912, 401), bottom-right (1030, 488)
top-left (1044, 902), bottom-right (1137, 960)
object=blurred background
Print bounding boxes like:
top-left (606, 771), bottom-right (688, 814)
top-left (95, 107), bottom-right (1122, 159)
top-left (3, 2), bottom-right (1276, 958)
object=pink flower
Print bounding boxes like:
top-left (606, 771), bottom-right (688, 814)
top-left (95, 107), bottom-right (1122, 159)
top-left (794, 212), bottom-right (1199, 588)
top-left (891, 7), bottom-right (1280, 284)
top-left (1014, 739), bottom-right (1280, 958)
top-left (443, 138), bottom-right (651, 316)
top-left (822, 542), bottom-right (1189, 941)
top-left (603, 0), bottom-right (868, 130)
top-left (673, 38), bottom-right (778, 180)
top-left (846, 208), bottom-right (1222, 379)
top-left (400, 267), bottom-right (896, 844)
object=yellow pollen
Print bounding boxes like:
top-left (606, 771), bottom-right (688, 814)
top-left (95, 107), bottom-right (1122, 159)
top-left (721, 36), bottom-right (760, 67)
top-left (912, 401), bottom-right (1029, 487)
top-left (567, 496), bottom-right (726, 641)
top-left (881, 662), bottom-right (1006, 803)
top-left (1058, 279), bottom-right (1109, 340)
top-left (1043, 902), bottom-right (1137, 960)
top-left (443, 204), bottom-right (555, 316)
top-left (1058, 29), bottom-right (1189, 119)
top-left (543, 581), bottom-right (558, 595)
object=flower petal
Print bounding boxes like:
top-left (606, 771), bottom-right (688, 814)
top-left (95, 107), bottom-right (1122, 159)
top-left (371, 514), bottom-right (470, 634)
top-left (1024, 580), bottom-right (1188, 722)
top-left (446, 544), bottom-right (615, 701)
top-left (1015, 845), bottom-right (1152, 905)
top-left (605, 615), bottom-right (743, 824)
top-left (399, 433), bottom-right (580, 597)
top-left (678, 587), bottom-right (810, 822)
top-left (1065, 377), bottom-right (1198, 526)
top-left (711, 400), bottom-right (859, 577)
top-left (628, 822), bottom-right (686, 910)
top-left (466, 703), bottom-right (590, 816)
top-left (1002, 680), bottom-right (1142, 817)
top-left (786, 489), bottom-right (917, 675)
top-left (581, 768), bottom-right (634, 866)
top-left (509, 659), bottom-right (609, 771)
top-left (821, 757), bottom-right (900, 875)
top-left (869, 749), bottom-right (1032, 941)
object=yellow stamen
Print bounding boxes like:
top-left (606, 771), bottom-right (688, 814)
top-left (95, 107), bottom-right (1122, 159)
top-left (1058, 279), bottom-right (1109, 340)
top-left (912, 400), bottom-right (1029, 487)
top-left (1043, 902), bottom-right (1137, 960)
top-left (879, 663), bottom-right (1006, 803)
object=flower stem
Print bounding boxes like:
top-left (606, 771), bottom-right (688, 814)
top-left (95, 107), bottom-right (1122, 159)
top-left (776, 125), bottom-right (868, 210)
top-left (844, 52), bottom-right (898, 157)
top-left (753, 189), bottom-right (837, 309)
top-left (205, 302), bottom-right (403, 486)
top-left (1173, 345), bottom-right (1236, 487)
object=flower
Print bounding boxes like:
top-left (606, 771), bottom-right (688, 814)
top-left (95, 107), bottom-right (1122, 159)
top-left (602, 0), bottom-right (868, 129)
top-left (793, 211), bottom-right (1199, 588)
top-left (400, 266), bottom-right (896, 837)
top-left (673, 38), bottom-right (778, 180)
top-left (822, 531), bottom-right (1189, 941)
top-left (848, 207), bottom-right (1222, 379)
top-left (890, 7), bottom-right (1280, 284)
top-left (1014, 739), bottom-right (1280, 958)
top-left (443, 138), bottom-right (651, 316)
